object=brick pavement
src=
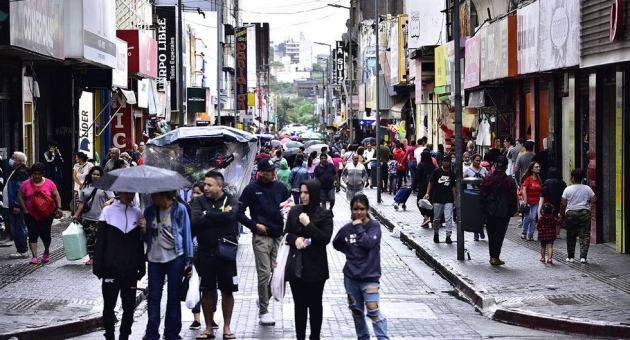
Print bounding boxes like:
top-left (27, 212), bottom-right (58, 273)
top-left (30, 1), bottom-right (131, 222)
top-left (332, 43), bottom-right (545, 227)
top-left (359, 186), bottom-right (630, 338)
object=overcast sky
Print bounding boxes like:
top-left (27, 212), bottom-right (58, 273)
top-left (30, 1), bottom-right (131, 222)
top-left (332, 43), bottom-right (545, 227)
top-left (239, 0), bottom-right (350, 56)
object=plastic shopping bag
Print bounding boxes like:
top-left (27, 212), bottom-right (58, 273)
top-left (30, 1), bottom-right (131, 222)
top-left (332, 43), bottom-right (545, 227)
top-left (270, 234), bottom-right (290, 302)
top-left (62, 222), bottom-right (88, 260)
top-left (185, 265), bottom-right (201, 309)
top-left (279, 197), bottom-right (295, 216)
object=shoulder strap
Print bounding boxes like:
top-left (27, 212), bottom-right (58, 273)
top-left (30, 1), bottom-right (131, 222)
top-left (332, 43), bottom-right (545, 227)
top-left (86, 188), bottom-right (98, 204)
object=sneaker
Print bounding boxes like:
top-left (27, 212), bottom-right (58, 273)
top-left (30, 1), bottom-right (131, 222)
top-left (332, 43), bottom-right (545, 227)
top-left (480, 231), bottom-right (485, 239)
top-left (85, 259), bottom-right (93, 265)
top-left (41, 254), bottom-right (50, 263)
top-left (29, 257), bottom-right (38, 264)
top-left (212, 320), bottom-right (219, 329)
top-left (566, 258), bottom-right (574, 263)
top-left (259, 313), bottom-right (276, 326)
top-left (490, 258), bottom-right (505, 265)
top-left (527, 237), bottom-right (534, 241)
top-left (445, 236), bottom-right (452, 244)
top-left (473, 234), bottom-right (479, 241)
top-left (189, 320), bottom-right (201, 330)
top-left (433, 234), bottom-right (439, 243)
top-left (9, 253), bottom-right (29, 259)
top-left (580, 258), bottom-right (587, 263)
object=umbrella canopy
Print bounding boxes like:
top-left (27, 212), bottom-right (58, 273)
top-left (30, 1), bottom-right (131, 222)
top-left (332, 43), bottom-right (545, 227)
top-left (302, 140), bottom-right (323, 149)
top-left (305, 143), bottom-right (328, 155)
top-left (361, 137), bottom-right (377, 145)
top-left (290, 135), bottom-right (301, 140)
top-left (93, 165), bottom-right (192, 194)
top-left (283, 141), bottom-right (303, 150)
top-left (279, 134), bottom-right (290, 139)
top-left (270, 140), bottom-right (281, 147)
top-left (148, 126), bottom-right (257, 147)
top-left (282, 147), bottom-right (300, 158)
top-left (300, 133), bottom-right (325, 141)
top-left (280, 137), bottom-right (292, 143)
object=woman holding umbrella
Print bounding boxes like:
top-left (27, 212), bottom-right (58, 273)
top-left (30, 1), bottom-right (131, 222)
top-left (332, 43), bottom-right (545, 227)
top-left (141, 190), bottom-right (193, 340)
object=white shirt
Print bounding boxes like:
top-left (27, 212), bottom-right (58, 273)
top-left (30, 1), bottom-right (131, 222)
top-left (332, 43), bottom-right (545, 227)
top-left (562, 184), bottom-right (595, 212)
top-left (363, 149), bottom-right (375, 168)
top-left (414, 146), bottom-right (426, 163)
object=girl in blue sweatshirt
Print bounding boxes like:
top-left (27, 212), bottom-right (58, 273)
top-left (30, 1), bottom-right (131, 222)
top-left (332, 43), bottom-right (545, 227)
top-left (333, 194), bottom-right (389, 340)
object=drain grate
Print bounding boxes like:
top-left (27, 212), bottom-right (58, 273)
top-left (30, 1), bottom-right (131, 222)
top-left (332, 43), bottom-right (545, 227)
top-left (6, 298), bottom-right (44, 311)
top-left (37, 299), bottom-right (68, 311)
top-left (496, 294), bottom-right (610, 307)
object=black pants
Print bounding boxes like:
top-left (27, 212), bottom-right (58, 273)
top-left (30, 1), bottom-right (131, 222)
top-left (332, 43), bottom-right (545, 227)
top-left (289, 280), bottom-right (326, 340)
top-left (102, 276), bottom-right (137, 340)
top-left (485, 217), bottom-right (510, 259)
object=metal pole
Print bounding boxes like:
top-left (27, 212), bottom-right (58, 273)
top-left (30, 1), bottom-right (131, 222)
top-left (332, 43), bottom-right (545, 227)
top-left (177, 0), bottom-right (185, 126)
top-left (375, 0), bottom-right (381, 203)
top-left (217, 0), bottom-right (222, 120)
top-left (453, 0), bottom-right (464, 261)
top-left (234, 32), bottom-right (238, 128)
top-left (349, 2), bottom-right (354, 144)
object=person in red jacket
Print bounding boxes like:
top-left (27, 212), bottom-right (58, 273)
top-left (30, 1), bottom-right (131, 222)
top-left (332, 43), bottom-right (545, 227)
top-left (392, 143), bottom-right (406, 190)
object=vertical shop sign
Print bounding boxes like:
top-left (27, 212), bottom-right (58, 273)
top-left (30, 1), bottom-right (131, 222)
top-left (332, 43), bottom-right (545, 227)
top-left (110, 91), bottom-right (133, 151)
top-left (156, 6), bottom-right (178, 111)
top-left (434, 45), bottom-right (446, 86)
top-left (517, 1), bottom-right (539, 74)
top-left (236, 27), bottom-right (248, 113)
top-left (538, 0), bottom-right (580, 71)
top-left (464, 35), bottom-right (480, 89)
top-left (78, 91), bottom-right (94, 160)
top-left (335, 41), bottom-right (345, 85)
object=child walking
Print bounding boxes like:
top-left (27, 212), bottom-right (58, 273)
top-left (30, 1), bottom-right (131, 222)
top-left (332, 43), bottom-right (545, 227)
top-left (387, 154), bottom-right (400, 194)
top-left (537, 203), bottom-right (563, 263)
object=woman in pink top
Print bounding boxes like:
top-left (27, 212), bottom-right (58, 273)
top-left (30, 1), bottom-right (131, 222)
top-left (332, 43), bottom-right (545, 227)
top-left (18, 162), bottom-right (63, 264)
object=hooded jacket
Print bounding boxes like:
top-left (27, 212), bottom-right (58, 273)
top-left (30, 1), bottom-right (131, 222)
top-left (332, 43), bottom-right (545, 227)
top-left (284, 179), bottom-right (333, 282)
top-left (93, 200), bottom-right (145, 279)
top-left (190, 192), bottom-right (238, 253)
top-left (238, 177), bottom-right (290, 238)
top-left (276, 159), bottom-right (291, 192)
top-left (333, 218), bottom-right (382, 282)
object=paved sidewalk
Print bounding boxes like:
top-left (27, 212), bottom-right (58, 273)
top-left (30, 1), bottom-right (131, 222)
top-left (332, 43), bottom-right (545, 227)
top-left (357, 186), bottom-right (630, 338)
top-left (0, 214), bottom-right (146, 340)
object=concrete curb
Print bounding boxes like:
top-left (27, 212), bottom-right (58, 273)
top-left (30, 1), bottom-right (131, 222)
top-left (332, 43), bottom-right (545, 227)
top-left (370, 206), bottom-right (630, 338)
top-left (0, 288), bottom-right (147, 340)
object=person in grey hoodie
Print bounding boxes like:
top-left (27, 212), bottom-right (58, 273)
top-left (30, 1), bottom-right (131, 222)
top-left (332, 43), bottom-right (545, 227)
top-left (333, 194), bottom-right (389, 340)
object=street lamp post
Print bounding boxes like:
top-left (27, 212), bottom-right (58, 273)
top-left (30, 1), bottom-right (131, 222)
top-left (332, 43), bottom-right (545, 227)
top-left (375, 0), bottom-right (382, 203)
top-left (315, 42), bottom-right (332, 129)
top-left (328, 2), bottom-right (354, 144)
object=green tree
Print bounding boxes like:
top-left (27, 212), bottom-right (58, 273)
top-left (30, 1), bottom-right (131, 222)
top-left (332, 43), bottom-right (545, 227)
top-left (312, 63), bottom-right (324, 72)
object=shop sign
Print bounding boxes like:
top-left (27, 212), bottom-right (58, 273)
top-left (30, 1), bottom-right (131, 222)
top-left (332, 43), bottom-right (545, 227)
top-left (434, 45), bottom-right (446, 86)
top-left (334, 40), bottom-right (345, 85)
top-left (467, 90), bottom-right (485, 108)
top-left (390, 20), bottom-right (399, 85)
top-left (117, 30), bottom-right (158, 79)
top-left (538, 0), bottom-right (579, 71)
top-left (358, 83), bottom-right (365, 112)
top-left (110, 91), bottom-right (134, 151)
top-left (464, 35), bottom-right (481, 89)
top-left (517, 1), bottom-right (539, 75)
top-left (155, 5), bottom-right (179, 111)
top-left (610, 0), bottom-right (624, 42)
top-left (235, 27), bottom-right (248, 114)
top-left (187, 87), bottom-right (208, 113)
top-left (480, 16), bottom-right (517, 81)
top-left (7, 0), bottom-right (64, 59)
top-left (405, 0), bottom-right (443, 49)
top-left (78, 91), bottom-right (94, 160)
top-left (112, 38), bottom-right (128, 89)
top-left (64, 0), bottom-right (116, 68)
top-left (138, 78), bottom-right (149, 108)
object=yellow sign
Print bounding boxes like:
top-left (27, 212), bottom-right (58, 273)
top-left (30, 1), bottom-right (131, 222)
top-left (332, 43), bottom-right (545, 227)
top-left (247, 92), bottom-right (255, 107)
top-left (397, 15), bottom-right (408, 85)
top-left (435, 45), bottom-right (447, 86)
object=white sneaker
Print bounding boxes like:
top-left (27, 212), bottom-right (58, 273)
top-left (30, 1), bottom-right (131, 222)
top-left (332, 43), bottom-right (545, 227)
top-left (259, 313), bottom-right (276, 326)
top-left (9, 253), bottom-right (29, 259)
top-left (566, 258), bottom-right (574, 262)
top-left (580, 258), bottom-right (587, 263)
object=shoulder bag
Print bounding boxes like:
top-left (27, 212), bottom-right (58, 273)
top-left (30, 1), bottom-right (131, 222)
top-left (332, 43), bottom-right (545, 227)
top-left (81, 188), bottom-right (99, 214)
top-left (29, 180), bottom-right (57, 220)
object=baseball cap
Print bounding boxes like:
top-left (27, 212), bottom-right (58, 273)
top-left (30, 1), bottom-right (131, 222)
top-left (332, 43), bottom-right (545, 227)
top-left (495, 155), bottom-right (508, 168)
top-left (257, 159), bottom-right (276, 172)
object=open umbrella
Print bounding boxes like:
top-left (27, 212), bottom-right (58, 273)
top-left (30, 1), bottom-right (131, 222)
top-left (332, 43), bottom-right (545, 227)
top-left (361, 137), bottom-right (377, 145)
top-left (290, 135), bottom-right (300, 140)
top-left (93, 165), bottom-right (192, 194)
top-left (301, 133), bottom-right (325, 141)
top-left (270, 140), bottom-right (281, 147)
top-left (305, 143), bottom-right (328, 155)
top-left (280, 137), bottom-right (292, 144)
top-left (302, 140), bottom-right (323, 149)
top-left (148, 126), bottom-right (257, 146)
top-left (279, 134), bottom-right (290, 139)
top-left (283, 141), bottom-right (303, 150)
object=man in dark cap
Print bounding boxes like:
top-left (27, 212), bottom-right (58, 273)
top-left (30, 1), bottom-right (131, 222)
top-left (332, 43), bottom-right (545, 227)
top-left (479, 155), bottom-right (519, 265)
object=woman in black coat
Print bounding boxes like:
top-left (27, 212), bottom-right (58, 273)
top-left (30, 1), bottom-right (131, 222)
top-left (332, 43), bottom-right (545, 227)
top-left (284, 179), bottom-right (334, 340)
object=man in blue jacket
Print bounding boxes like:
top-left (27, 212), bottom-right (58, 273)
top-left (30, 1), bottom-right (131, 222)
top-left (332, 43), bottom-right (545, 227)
top-left (238, 158), bottom-right (290, 326)
top-left (3, 152), bottom-right (30, 258)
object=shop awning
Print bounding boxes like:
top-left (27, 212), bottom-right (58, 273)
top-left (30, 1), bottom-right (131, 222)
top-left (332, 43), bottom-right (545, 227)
top-left (389, 100), bottom-right (407, 119)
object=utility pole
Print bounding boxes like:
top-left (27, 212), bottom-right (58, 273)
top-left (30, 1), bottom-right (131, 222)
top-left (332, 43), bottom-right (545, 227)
top-left (453, 0), bottom-right (464, 261)
top-left (217, 0), bottom-right (223, 120)
top-left (375, 0), bottom-right (382, 203)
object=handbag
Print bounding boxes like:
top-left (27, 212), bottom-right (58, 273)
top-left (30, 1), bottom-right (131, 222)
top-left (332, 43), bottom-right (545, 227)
top-left (520, 203), bottom-right (531, 214)
top-left (271, 234), bottom-right (290, 302)
top-left (284, 247), bottom-right (303, 282)
top-left (81, 188), bottom-right (98, 214)
top-left (29, 180), bottom-right (56, 220)
top-left (215, 237), bottom-right (238, 261)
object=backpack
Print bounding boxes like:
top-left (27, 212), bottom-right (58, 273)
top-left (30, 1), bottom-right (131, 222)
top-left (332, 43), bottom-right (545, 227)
top-left (29, 180), bottom-right (57, 221)
top-left (480, 176), bottom-right (516, 218)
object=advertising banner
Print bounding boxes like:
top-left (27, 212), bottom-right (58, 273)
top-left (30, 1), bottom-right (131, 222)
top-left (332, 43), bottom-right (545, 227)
top-left (138, 78), bottom-right (149, 108)
top-left (517, 1), bottom-right (539, 75)
top-left (538, 0), bottom-right (580, 72)
top-left (112, 38), bottom-right (128, 89)
top-left (464, 35), bottom-right (481, 89)
top-left (110, 91), bottom-right (134, 151)
top-left (335, 40), bottom-right (345, 85)
top-left (480, 16), bottom-right (517, 81)
top-left (434, 45), bottom-right (446, 87)
top-left (78, 91), bottom-right (94, 160)
top-left (236, 27), bottom-right (248, 114)
top-left (390, 20), bottom-right (399, 85)
top-left (8, 0), bottom-right (64, 59)
top-left (63, 0), bottom-right (116, 68)
top-left (397, 15), bottom-right (408, 85)
top-left (156, 6), bottom-right (178, 111)
top-left (117, 30), bottom-right (158, 79)
top-left (187, 87), bottom-right (208, 113)
top-left (405, 0), bottom-right (443, 49)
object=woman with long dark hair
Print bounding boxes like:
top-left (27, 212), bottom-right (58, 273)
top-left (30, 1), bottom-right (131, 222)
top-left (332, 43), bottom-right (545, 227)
top-left (520, 162), bottom-right (542, 240)
top-left (415, 151), bottom-right (436, 227)
top-left (72, 166), bottom-right (115, 264)
top-left (284, 179), bottom-right (333, 340)
top-left (537, 167), bottom-right (567, 238)
top-left (307, 151), bottom-right (319, 179)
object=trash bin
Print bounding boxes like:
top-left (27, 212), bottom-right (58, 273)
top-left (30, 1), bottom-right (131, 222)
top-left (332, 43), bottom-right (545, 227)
top-left (461, 177), bottom-right (484, 233)
top-left (370, 161), bottom-right (378, 187)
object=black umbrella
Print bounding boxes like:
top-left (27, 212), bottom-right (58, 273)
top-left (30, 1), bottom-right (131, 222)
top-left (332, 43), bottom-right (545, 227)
top-left (361, 137), bottom-right (377, 145)
top-left (93, 165), bottom-right (192, 194)
top-left (148, 126), bottom-right (257, 146)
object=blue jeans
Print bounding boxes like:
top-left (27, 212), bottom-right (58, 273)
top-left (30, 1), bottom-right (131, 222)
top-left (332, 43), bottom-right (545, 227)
top-left (522, 203), bottom-right (538, 239)
top-left (388, 173), bottom-right (397, 193)
top-left (344, 277), bottom-right (389, 340)
top-left (407, 161), bottom-right (417, 189)
top-left (10, 210), bottom-right (28, 253)
top-left (146, 255), bottom-right (186, 340)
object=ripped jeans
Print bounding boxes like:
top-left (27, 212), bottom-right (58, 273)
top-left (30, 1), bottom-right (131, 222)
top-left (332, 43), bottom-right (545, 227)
top-left (344, 277), bottom-right (389, 340)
